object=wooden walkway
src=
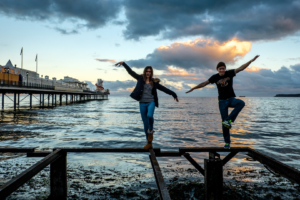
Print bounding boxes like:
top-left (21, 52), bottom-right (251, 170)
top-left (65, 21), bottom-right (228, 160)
top-left (0, 147), bottom-right (299, 200)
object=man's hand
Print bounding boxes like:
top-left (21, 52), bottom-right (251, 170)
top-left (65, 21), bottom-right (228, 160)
top-left (250, 55), bottom-right (259, 63)
top-left (115, 61), bottom-right (124, 67)
top-left (174, 97), bottom-right (179, 102)
top-left (186, 88), bottom-right (194, 94)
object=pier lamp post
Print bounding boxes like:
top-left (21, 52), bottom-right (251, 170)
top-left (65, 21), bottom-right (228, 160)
top-left (26, 72), bottom-right (29, 87)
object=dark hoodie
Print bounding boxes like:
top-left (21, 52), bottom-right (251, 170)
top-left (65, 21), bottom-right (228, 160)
top-left (122, 62), bottom-right (177, 108)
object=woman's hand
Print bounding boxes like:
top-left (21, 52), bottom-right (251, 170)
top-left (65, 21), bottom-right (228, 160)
top-left (115, 61), bottom-right (124, 67)
top-left (250, 55), bottom-right (259, 63)
top-left (174, 97), bottom-right (179, 102)
top-left (186, 88), bottom-right (194, 94)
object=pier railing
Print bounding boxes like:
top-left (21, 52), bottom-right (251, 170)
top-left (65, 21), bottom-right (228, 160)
top-left (0, 147), bottom-right (299, 200)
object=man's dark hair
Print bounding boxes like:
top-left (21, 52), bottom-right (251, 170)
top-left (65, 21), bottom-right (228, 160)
top-left (216, 62), bottom-right (226, 70)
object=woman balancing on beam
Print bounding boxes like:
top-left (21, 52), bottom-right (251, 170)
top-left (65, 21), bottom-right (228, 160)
top-left (115, 61), bottom-right (179, 149)
top-left (186, 55), bottom-right (259, 149)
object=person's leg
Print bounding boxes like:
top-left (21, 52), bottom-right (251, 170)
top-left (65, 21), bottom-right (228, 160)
top-left (227, 98), bottom-right (245, 123)
top-left (139, 103), bottom-right (149, 140)
top-left (219, 99), bottom-right (231, 144)
top-left (147, 101), bottom-right (155, 131)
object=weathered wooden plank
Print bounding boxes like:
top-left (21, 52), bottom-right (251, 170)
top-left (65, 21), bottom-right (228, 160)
top-left (0, 149), bottom-right (62, 198)
top-left (179, 147), bottom-right (249, 153)
top-left (248, 148), bottom-right (300, 184)
top-left (149, 149), bottom-right (171, 200)
top-left (222, 152), bottom-right (238, 166)
top-left (183, 153), bottom-right (205, 176)
top-left (0, 148), bottom-right (34, 153)
top-left (54, 147), bottom-right (161, 153)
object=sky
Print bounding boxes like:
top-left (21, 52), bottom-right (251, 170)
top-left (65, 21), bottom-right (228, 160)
top-left (0, 0), bottom-right (300, 97)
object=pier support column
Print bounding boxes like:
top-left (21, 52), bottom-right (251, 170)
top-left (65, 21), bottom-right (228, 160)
top-left (204, 158), bottom-right (223, 200)
top-left (48, 94), bottom-right (50, 107)
top-left (17, 93), bottom-right (20, 109)
top-left (2, 93), bottom-right (5, 110)
top-left (40, 94), bottom-right (42, 106)
top-left (55, 94), bottom-right (57, 106)
top-left (42, 93), bottom-right (45, 107)
top-left (60, 94), bottom-right (62, 106)
top-left (66, 94), bottom-right (68, 105)
top-left (30, 93), bottom-right (32, 109)
top-left (14, 93), bottom-right (17, 111)
top-left (50, 151), bottom-right (67, 199)
top-left (52, 94), bottom-right (54, 106)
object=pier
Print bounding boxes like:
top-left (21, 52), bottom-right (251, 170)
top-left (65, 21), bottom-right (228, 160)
top-left (0, 147), bottom-right (299, 200)
top-left (0, 82), bottom-right (108, 111)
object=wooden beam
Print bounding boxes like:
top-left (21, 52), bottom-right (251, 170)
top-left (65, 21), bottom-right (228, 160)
top-left (149, 149), bottom-right (171, 200)
top-left (183, 153), bottom-right (205, 176)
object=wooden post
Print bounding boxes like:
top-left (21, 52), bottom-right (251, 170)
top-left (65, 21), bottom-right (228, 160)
top-left (2, 93), bottom-right (4, 110)
top-left (42, 93), bottom-right (45, 107)
top-left (50, 151), bottom-right (67, 199)
top-left (60, 94), bottom-right (62, 106)
top-left (66, 94), bottom-right (68, 105)
top-left (40, 94), bottom-right (42, 106)
top-left (204, 158), bottom-right (223, 200)
top-left (55, 94), bottom-right (57, 106)
top-left (30, 93), bottom-right (32, 109)
top-left (17, 93), bottom-right (20, 109)
top-left (14, 93), bottom-right (17, 111)
top-left (52, 94), bottom-right (54, 106)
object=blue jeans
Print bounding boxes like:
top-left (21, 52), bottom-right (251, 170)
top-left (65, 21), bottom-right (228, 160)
top-left (218, 97), bottom-right (245, 143)
top-left (139, 102), bottom-right (155, 140)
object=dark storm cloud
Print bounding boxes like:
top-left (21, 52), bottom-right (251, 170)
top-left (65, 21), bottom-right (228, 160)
top-left (0, 0), bottom-right (122, 30)
top-left (123, 0), bottom-right (300, 41)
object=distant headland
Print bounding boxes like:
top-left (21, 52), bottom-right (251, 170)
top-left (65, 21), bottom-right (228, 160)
top-left (275, 94), bottom-right (300, 97)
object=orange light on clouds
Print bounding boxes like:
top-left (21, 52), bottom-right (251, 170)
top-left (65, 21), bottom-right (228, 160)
top-left (245, 65), bottom-right (269, 73)
top-left (165, 66), bottom-right (198, 79)
top-left (95, 59), bottom-right (116, 63)
top-left (156, 38), bottom-right (252, 64)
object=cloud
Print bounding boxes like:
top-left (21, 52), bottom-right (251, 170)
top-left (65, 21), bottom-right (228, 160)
top-left (127, 38), bottom-right (251, 70)
top-left (85, 81), bottom-right (96, 91)
top-left (245, 66), bottom-right (269, 73)
top-left (164, 67), bottom-right (198, 80)
top-left (103, 62), bottom-right (300, 97)
top-left (104, 80), bottom-right (136, 95)
top-left (2, 1), bottom-right (300, 42)
top-left (95, 59), bottom-right (116, 63)
top-left (290, 63), bottom-right (300, 72)
top-left (123, 0), bottom-right (300, 41)
top-left (0, 0), bottom-right (122, 32)
top-left (54, 27), bottom-right (78, 35)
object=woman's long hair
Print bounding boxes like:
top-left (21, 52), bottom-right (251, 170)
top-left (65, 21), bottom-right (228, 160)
top-left (142, 66), bottom-right (154, 86)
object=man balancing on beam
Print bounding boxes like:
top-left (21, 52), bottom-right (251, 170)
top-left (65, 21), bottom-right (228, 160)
top-left (186, 55), bottom-right (259, 149)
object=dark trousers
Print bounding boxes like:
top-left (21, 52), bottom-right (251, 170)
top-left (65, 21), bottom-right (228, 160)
top-left (218, 97), bottom-right (245, 143)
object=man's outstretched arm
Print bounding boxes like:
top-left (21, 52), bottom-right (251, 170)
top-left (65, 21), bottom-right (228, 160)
top-left (186, 80), bottom-right (210, 93)
top-left (235, 55), bottom-right (260, 74)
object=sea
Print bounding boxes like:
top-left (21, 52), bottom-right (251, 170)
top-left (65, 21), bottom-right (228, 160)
top-left (0, 96), bottom-right (299, 199)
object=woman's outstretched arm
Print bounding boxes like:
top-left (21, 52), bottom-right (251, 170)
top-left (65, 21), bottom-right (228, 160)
top-left (115, 61), bottom-right (140, 80)
top-left (157, 83), bottom-right (179, 102)
top-left (186, 80), bottom-right (210, 94)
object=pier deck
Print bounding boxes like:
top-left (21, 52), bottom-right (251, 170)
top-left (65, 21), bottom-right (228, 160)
top-left (0, 84), bottom-right (108, 111)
